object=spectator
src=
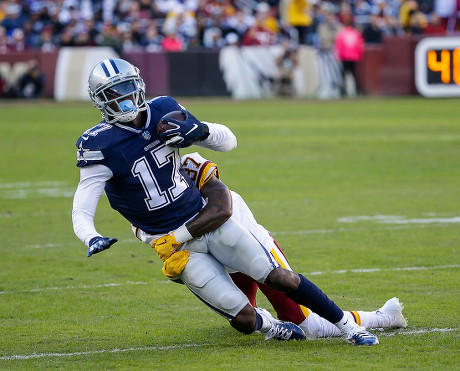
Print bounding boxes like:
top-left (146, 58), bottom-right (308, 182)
top-left (317, 9), bottom-right (342, 51)
top-left (224, 8), bottom-right (255, 40)
top-left (9, 28), bottom-right (26, 51)
top-left (280, 0), bottom-right (313, 44)
top-left (17, 60), bottom-right (45, 99)
top-left (241, 18), bottom-right (276, 46)
top-left (161, 30), bottom-right (185, 51)
top-left (276, 39), bottom-right (298, 96)
top-left (38, 25), bottom-right (56, 52)
top-left (96, 22), bottom-right (122, 53)
top-left (334, 19), bottom-right (365, 97)
top-left (0, 26), bottom-right (8, 54)
top-left (424, 12), bottom-right (446, 34)
top-left (362, 13), bottom-right (384, 44)
top-left (141, 24), bottom-right (163, 52)
top-left (434, 0), bottom-right (457, 33)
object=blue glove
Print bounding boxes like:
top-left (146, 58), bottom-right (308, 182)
top-left (87, 237), bottom-right (118, 257)
top-left (159, 110), bottom-right (209, 148)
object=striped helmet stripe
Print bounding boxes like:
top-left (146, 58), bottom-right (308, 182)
top-left (100, 62), bottom-right (110, 77)
top-left (109, 59), bottom-right (120, 74)
top-left (100, 59), bottom-right (120, 77)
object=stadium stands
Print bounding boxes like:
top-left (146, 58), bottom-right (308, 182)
top-left (0, 0), bottom-right (451, 53)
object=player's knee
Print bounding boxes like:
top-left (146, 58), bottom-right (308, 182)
top-left (218, 290), bottom-right (246, 313)
top-left (230, 304), bottom-right (256, 334)
top-left (265, 267), bottom-right (300, 293)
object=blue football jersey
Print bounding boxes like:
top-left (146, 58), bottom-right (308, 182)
top-left (75, 96), bottom-right (203, 234)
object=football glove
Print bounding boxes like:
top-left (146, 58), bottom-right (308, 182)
top-left (87, 236), bottom-right (118, 257)
top-left (162, 250), bottom-right (189, 278)
top-left (151, 233), bottom-right (181, 262)
top-left (159, 110), bottom-right (209, 148)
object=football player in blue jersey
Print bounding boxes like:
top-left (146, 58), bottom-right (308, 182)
top-left (73, 58), bottom-right (379, 344)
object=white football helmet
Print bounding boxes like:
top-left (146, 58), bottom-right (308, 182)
top-left (88, 58), bottom-right (147, 123)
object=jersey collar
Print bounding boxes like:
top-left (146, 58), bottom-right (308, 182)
top-left (113, 105), bottom-right (151, 133)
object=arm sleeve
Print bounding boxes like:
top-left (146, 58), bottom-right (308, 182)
top-left (195, 122), bottom-right (237, 152)
top-left (72, 164), bottom-right (113, 246)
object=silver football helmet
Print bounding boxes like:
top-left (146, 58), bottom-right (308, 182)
top-left (88, 58), bottom-right (147, 123)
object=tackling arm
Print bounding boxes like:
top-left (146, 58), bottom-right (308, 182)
top-left (185, 174), bottom-right (233, 237)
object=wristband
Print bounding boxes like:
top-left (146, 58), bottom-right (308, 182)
top-left (173, 224), bottom-right (193, 243)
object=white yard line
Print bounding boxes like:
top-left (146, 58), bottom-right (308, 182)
top-left (0, 343), bottom-right (207, 361)
top-left (304, 264), bottom-right (460, 276)
top-left (1, 327), bottom-right (458, 361)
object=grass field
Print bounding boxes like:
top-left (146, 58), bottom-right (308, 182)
top-left (0, 97), bottom-right (459, 370)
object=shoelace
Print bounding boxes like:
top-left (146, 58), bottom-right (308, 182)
top-left (267, 324), bottom-right (293, 340)
top-left (346, 327), bottom-right (374, 340)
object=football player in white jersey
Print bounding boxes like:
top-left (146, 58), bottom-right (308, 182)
top-left (73, 58), bottom-right (380, 345)
top-left (155, 152), bottom-right (408, 340)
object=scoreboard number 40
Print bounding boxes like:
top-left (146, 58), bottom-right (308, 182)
top-left (415, 37), bottom-right (460, 97)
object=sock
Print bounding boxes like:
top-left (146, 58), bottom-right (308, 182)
top-left (350, 310), bottom-right (390, 328)
top-left (335, 314), bottom-right (358, 333)
top-left (253, 311), bottom-right (264, 332)
top-left (287, 274), bottom-right (344, 324)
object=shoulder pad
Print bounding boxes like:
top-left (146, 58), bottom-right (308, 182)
top-left (181, 152), bottom-right (219, 190)
top-left (76, 123), bottom-right (113, 167)
top-left (149, 96), bottom-right (182, 113)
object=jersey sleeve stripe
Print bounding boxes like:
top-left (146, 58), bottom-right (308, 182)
top-left (197, 161), bottom-right (219, 190)
top-left (77, 150), bottom-right (104, 161)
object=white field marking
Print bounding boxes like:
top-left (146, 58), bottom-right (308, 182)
top-left (378, 328), bottom-right (459, 337)
top-left (24, 239), bottom-right (139, 249)
top-left (0, 181), bottom-right (76, 199)
top-left (0, 181), bottom-right (68, 189)
top-left (1, 327), bottom-right (458, 361)
top-left (337, 215), bottom-right (460, 224)
top-left (0, 343), bottom-right (208, 361)
top-left (0, 281), bottom-right (150, 295)
top-left (275, 224), bottom-right (416, 235)
top-left (304, 264), bottom-right (460, 276)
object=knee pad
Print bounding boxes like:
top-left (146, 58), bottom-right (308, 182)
top-left (249, 257), bottom-right (274, 282)
top-left (217, 290), bottom-right (247, 312)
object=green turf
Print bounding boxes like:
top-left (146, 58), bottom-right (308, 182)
top-left (0, 97), bottom-right (459, 370)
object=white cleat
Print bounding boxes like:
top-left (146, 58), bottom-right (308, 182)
top-left (377, 297), bottom-right (408, 328)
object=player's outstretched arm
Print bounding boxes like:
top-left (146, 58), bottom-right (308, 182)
top-left (72, 164), bottom-right (116, 256)
top-left (196, 122), bottom-right (237, 152)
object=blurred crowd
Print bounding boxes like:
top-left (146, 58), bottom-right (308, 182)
top-left (0, 0), bottom-right (457, 54)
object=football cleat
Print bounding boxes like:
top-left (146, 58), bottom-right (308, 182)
top-left (376, 297), bottom-right (408, 328)
top-left (255, 307), bottom-right (306, 341)
top-left (345, 326), bottom-right (379, 346)
top-left (265, 321), bottom-right (307, 341)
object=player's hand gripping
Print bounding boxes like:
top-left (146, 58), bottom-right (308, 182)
top-left (87, 236), bottom-right (118, 257)
top-left (160, 110), bottom-right (209, 148)
top-left (151, 233), bottom-right (181, 261)
top-left (162, 250), bottom-right (189, 278)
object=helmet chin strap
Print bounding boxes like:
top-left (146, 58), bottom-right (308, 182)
top-left (117, 100), bottom-right (138, 122)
